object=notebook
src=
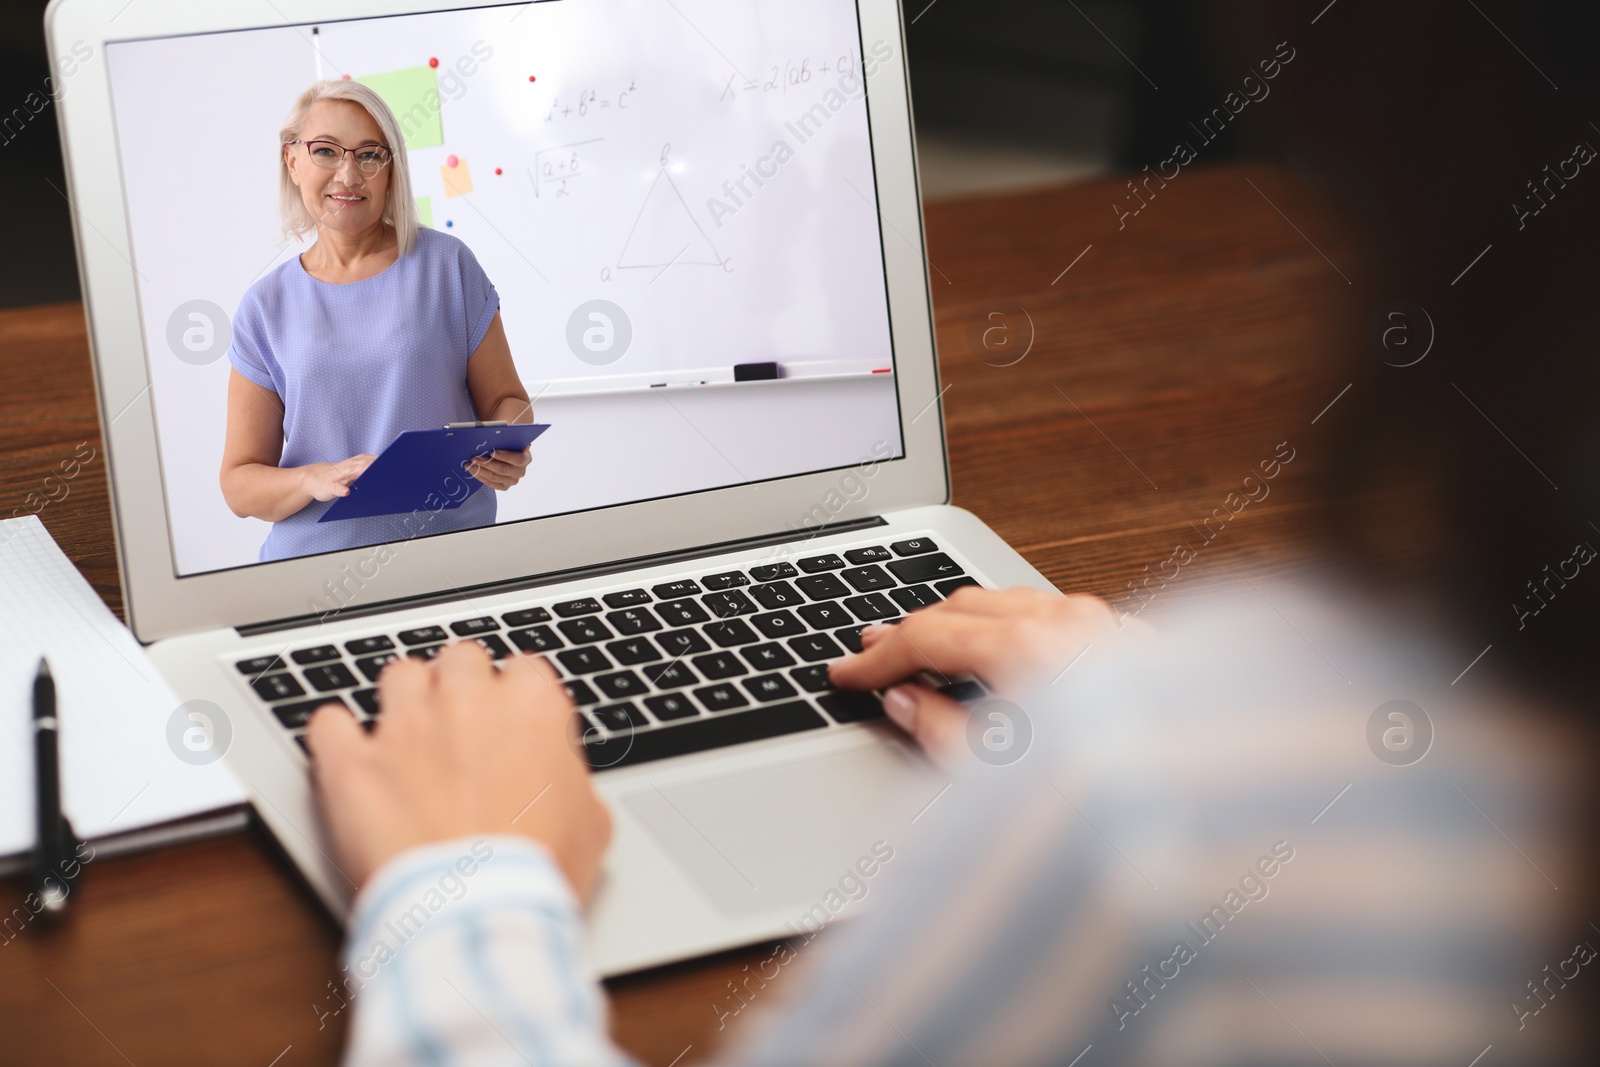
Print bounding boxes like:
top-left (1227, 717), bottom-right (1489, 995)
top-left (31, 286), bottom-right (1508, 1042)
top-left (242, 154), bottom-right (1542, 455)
top-left (0, 516), bottom-right (248, 872)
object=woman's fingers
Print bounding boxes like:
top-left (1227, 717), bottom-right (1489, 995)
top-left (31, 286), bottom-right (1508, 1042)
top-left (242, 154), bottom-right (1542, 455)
top-left (881, 683), bottom-right (970, 771)
top-left (496, 447), bottom-right (532, 468)
top-left (464, 449), bottom-right (529, 490)
top-left (303, 636), bottom-right (613, 896)
top-left (481, 450), bottom-right (529, 475)
top-left (305, 699), bottom-right (365, 766)
top-left (936, 585), bottom-right (1053, 617)
top-left (331, 454), bottom-right (376, 490)
top-left (303, 702), bottom-right (390, 884)
top-left (500, 650), bottom-right (571, 717)
top-left (830, 613), bottom-right (1005, 690)
top-left (371, 654), bottom-right (437, 741)
top-left (831, 588), bottom-right (1126, 695)
top-left (466, 464), bottom-right (509, 490)
top-left (434, 638), bottom-right (495, 704)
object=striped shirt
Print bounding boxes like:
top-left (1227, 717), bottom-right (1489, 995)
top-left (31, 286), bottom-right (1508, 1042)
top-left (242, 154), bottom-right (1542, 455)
top-left (337, 586), bottom-right (1586, 1066)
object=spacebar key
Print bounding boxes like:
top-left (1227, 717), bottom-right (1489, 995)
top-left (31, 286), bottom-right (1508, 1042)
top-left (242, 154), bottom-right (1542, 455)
top-left (586, 701), bottom-right (826, 771)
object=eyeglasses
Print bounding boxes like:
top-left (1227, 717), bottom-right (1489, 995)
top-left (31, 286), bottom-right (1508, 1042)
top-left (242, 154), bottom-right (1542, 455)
top-left (285, 138), bottom-right (393, 175)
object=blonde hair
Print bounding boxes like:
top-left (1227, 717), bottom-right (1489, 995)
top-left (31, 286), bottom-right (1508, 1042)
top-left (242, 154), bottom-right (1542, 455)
top-left (278, 80), bottom-right (421, 256)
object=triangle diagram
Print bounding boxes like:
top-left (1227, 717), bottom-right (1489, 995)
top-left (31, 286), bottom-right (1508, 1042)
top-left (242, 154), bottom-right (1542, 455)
top-left (618, 168), bottom-right (725, 269)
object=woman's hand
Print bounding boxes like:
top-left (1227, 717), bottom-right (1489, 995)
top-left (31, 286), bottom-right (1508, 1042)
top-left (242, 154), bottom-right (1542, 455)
top-left (300, 454), bottom-right (376, 502)
top-left (464, 446), bottom-right (532, 491)
top-left (828, 587), bottom-right (1137, 765)
top-left (304, 641), bottom-right (612, 897)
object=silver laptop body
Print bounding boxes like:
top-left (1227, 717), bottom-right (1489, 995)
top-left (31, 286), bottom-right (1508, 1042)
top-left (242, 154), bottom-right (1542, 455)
top-left (47, 0), bottom-right (1059, 974)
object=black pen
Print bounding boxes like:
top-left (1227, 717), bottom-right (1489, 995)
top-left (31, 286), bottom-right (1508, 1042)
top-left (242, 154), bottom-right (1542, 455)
top-left (33, 657), bottom-right (75, 913)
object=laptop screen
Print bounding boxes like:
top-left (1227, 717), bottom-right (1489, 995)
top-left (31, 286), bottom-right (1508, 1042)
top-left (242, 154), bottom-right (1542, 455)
top-left (103, 0), bottom-right (905, 577)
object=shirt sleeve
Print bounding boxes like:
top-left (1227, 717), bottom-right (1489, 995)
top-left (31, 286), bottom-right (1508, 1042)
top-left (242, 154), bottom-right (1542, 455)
top-left (337, 835), bottom-right (636, 1067)
top-left (455, 239), bottom-right (501, 358)
top-left (705, 592), bottom-right (1585, 1067)
top-left (226, 292), bottom-right (278, 392)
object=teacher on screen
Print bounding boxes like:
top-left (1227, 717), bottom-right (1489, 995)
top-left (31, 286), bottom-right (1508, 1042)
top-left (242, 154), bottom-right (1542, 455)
top-left (220, 80), bottom-right (532, 563)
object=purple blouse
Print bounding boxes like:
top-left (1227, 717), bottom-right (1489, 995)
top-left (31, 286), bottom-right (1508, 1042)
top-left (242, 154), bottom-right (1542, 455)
top-left (228, 228), bottom-right (501, 563)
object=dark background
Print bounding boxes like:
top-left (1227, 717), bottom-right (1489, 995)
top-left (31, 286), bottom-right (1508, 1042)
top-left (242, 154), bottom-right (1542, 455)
top-left (3, 0), bottom-right (1598, 698)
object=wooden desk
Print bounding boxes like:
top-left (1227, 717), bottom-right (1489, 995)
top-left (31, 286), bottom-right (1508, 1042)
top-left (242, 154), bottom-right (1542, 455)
top-left (0, 162), bottom-right (1365, 1065)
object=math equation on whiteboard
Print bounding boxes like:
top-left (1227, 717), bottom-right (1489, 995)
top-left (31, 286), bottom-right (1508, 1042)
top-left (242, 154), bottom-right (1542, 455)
top-left (720, 54), bottom-right (859, 102)
top-left (545, 81), bottom-right (638, 122)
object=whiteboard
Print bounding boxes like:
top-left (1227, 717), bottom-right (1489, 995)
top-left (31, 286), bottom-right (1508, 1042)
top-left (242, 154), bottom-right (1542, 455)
top-left (317, 0), bottom-right (895, 386)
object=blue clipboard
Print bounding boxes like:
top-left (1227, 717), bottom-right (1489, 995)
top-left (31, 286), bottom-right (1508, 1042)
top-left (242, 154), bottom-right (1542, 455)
top-left (318, 423), bottom-right (550, 522)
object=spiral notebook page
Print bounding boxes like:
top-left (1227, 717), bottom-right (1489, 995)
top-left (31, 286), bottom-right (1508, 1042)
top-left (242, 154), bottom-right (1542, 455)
top-left (0, 516), bottom-right (245, 859)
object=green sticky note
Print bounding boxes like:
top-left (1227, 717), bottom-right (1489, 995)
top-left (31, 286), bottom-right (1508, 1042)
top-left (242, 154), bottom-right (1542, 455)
top-left (416, 195), bottom-right (433, 228)
top-left (358, 65), bottom-right (443, 149)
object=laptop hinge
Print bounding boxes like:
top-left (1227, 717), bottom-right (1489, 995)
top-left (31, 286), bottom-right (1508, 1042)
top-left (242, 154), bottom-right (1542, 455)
top-left (236, 515), bottom-right (889, 637)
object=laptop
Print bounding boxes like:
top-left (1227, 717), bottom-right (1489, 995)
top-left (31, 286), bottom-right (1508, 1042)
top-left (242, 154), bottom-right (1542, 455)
top-left (47, 0), bottom-right (1059, 975)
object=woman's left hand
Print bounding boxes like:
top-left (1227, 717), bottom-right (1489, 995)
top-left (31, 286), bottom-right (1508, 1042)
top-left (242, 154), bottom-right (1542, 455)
top-left (464, 447), bottom-right (531, 491)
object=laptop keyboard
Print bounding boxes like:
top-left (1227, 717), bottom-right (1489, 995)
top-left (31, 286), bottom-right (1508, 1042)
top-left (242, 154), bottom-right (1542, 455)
top-left (233, 536), bottom-right (984, 771)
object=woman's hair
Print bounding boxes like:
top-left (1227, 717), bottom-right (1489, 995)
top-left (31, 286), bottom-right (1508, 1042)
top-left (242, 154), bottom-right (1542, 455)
top-left (278, 80), bottom-right (421, 256)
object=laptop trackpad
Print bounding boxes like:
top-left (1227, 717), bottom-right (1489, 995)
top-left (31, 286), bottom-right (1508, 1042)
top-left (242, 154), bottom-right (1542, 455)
top-left (625, 741), bottom-right (938, 917)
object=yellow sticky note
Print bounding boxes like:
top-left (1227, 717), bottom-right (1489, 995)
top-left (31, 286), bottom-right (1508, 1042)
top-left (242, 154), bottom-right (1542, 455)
top-left (442, 157), bottom-right (474, 198)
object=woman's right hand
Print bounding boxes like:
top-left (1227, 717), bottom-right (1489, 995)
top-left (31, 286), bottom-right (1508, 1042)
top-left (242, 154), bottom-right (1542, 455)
top-left (301, 454), bottom-right (376, 502)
